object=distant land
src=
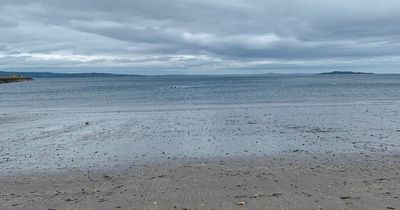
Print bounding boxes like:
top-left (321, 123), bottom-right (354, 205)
top-left (0, 70), bottom-right (382, 79)
top-left (0, 76), bottom-right (33, 84)
top-left (0, 71), bottom-right (313, 78)
top-left (0, 71), bottom-right (140, 78)
top-left (317, 71), bottom-right (375, 75)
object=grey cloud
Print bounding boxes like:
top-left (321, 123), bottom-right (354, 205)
top-left (1, 0), bottom-right (400, 73)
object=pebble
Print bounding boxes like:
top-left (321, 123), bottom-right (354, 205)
top-left (236, 201), bottom-right (246, 205)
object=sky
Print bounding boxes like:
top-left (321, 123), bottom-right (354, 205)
top-left (1, 0), bottom-right (400, 74)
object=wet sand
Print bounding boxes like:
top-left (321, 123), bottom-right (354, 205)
top-left (1, 101), bottom-right (400, 209)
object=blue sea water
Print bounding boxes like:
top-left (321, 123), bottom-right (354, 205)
top-left (1, 74), bottom-right (400, 108)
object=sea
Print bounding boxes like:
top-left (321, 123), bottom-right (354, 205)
top-left (1, 74), bottom-right (400, 109)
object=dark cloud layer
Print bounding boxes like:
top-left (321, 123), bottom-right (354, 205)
top-left (1, 0), bottom-right (400, 74)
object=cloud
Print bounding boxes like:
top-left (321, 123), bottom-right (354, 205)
top-left (1, 0), bottom-right (400, 74)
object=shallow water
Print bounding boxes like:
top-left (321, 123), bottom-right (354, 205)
top-left (1, 74), bottom-right (400, 109)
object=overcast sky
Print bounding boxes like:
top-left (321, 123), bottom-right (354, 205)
top-left (1, 0), bottom-right (400, 74)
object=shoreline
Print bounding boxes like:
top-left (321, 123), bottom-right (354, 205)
top-left (0, 149), bottom-right (396, 177)
top-left (2, 98), bottom-right (399, 114)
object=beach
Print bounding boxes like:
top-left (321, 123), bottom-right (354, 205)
top-left (1, 100), bottom-right (400, 209)
top-left (1, 76), bottom-right (400, 209)
top-left (1, 154), bottom-right (399, 210)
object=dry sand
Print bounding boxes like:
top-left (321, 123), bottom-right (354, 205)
top-left (1, 154), bottom-right (399, 210)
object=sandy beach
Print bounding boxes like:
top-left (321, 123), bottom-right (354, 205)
top-left (1, 100), bottom-right (400, 209)
top-left (1, 154), bottom-right (399, 210)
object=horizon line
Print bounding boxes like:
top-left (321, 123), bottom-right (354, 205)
top-left (1, 70), bottom-right (394, 77)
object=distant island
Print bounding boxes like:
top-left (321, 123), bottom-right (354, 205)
top-left (0, 70), bottom-right (379, 81)
top-left (317, 71), bottom-right (374, 75)
top-left (0, 76), bottom-right (33, 84)
top-left (0, 71), bottom-right (141, 78)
